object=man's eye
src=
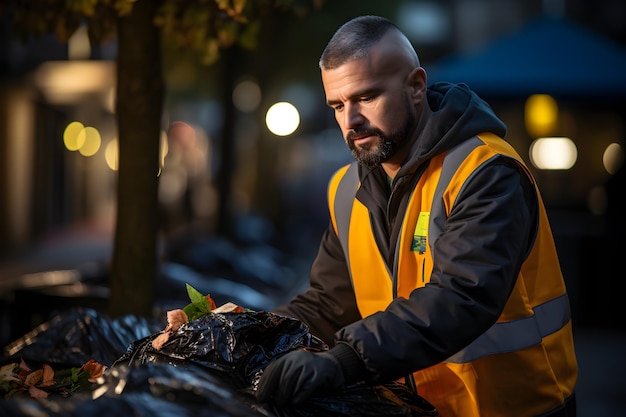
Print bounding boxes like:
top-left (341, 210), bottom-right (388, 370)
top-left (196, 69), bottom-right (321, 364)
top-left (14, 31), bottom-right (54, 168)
top-left (361, 96), bottom-right (374, 103)
top-left (334, 104), bottom-right (344, 112)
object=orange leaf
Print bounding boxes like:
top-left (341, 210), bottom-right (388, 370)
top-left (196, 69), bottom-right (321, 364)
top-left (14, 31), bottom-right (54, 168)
top-left (24, 369), bottom-right (42, 387)
top-left (164, 309), bottom-right (188, 332)
top-left (40, 364), bottom-right (55, 387)
top-left (18, 359), bottom-right (31, 379)
top-left (151, 332), bottom-right (170, 351)
top-left (206, 294), bottom-right (217, 310)
top-left (82, 360), bottom-right (107, 383)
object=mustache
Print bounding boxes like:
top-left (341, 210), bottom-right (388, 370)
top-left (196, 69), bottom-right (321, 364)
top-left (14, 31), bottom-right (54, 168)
top-left (346, 127), bottom-right (381, 142)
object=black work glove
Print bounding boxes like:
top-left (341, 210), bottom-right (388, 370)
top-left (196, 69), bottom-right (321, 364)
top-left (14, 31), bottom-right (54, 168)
top-left (255, 349), bottom-right (345, 405)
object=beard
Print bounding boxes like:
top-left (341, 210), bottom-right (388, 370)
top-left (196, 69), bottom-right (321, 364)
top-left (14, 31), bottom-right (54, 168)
top-left (346, 100), bottom-right (416, 169)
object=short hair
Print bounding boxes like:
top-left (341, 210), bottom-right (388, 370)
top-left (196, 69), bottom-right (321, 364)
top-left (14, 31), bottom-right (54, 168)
top-left (319, 16), bottom-right (400, 70)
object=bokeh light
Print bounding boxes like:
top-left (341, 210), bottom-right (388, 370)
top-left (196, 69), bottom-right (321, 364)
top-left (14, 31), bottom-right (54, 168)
top-left (64, 121), bottom-right (102, 157)
top-left (529, 137), bottom-right (577, 170)
top-left (233, 80), bottom-right (262, 113)
top-left (78, 126), bottom-right (101, 157)
top-left (160, 130), bottom-right (169, 170)
top-left (265, 102), bottom-right (300, 136)
top-left (63, 121), bottom-right (86, 151)
top-left (105, 138), bottom-right (118, 171)
top-left (525, 94), bottom-right (558, 138)
top-left (602, 142), bottom-right (624, 175)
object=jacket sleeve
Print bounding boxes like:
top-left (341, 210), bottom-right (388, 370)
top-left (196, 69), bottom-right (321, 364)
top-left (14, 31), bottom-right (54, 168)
top-left (272, 221), bottom-right (362, 345)
top-left (334, 158), bottom-right (539, 384)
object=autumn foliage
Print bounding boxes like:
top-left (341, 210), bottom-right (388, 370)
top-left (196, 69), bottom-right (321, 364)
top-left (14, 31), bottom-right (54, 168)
top-left (0, 358), bottom-right (106, 399)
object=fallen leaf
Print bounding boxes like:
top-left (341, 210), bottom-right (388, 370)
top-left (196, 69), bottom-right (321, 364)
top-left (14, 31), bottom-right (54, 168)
top-left (19, 359), bottom-right (31, 373)
top-left (212, 302), bottom-right (244, 313)
top-left (164, 309), bottom-right (188, 332)
top-left (82, 360), bottom-right (106, 383)
top-left (28, 385), bottom-right (49, 399)
top-left (151, 331), bottom-right (170, 350)
top-left (24, 369), bottom-right (42, 387)
top-left (17, 359), bottom-right (31, 379)
top-left (0, 363), bottom-right (19, 384)
top-left (206, 294), bottom-right (217, 310)
top-left (40, 364), bottom-right (55, 387)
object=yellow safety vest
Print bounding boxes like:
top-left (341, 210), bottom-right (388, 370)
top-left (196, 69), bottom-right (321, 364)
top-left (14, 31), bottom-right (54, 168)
top-left (328, 133), bottom-right (577, 417)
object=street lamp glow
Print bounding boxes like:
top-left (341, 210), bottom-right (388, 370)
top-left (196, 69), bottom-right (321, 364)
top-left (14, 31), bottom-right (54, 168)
top-left (78, 126), bottom-right (101, 157)
top-left (529, 137), bottom-right (577, 170)
top-left (63, 121), bottom-right (86, 151)
top-left (602, 142), bottom-right (624, 175)
top-left (105, 138), bottom-right (118, 171)
top-left (525, 94), bottom-right (558, 138)
top-left (265, 102), bottom-right (300, 136)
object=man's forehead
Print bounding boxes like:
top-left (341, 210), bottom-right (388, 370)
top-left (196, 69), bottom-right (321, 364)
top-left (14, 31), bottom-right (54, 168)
top-left (321, 46), bottom-right (411, 88)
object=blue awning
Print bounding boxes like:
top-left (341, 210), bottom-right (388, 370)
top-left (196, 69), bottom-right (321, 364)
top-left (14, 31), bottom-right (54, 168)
top-left (426, 16), bottom-right (626, 100)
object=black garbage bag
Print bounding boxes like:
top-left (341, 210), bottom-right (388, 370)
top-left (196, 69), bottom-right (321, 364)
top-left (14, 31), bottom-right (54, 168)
top-left (113, 309), bottom-right (438, 416)
top-left (90, 362), bottom-right (266, 417)
top-left (113, 310), bottom-right (328, 389)
top-left (1, 308), bottom-right (438, 417)
top-left (0, 308), bottom-right (265, 417)
top-left (0, 363), bottom-right (265, 417)
top-left (1, 307), bottom-right (161, 368)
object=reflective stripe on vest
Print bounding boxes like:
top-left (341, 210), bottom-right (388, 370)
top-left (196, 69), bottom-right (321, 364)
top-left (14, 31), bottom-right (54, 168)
top-left (448, 293), bottom-right (571, 363)
top-left (333, 162), bottom-right (359, 279)
top-left (331, 135), bottom-right (571, 363)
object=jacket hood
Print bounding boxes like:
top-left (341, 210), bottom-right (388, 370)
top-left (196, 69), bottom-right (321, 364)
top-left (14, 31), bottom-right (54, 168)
top-left (397, 82), bottom-right (507, 177)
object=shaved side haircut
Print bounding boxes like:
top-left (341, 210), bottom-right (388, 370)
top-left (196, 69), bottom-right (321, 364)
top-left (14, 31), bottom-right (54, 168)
top-left (319, 16), bottom-right (399, 70)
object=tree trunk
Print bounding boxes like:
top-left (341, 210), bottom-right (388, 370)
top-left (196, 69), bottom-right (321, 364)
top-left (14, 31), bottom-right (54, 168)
top-left (110, 0), bottom-right (164, 317)
top-left (215, 47), bottom-right (239, 237)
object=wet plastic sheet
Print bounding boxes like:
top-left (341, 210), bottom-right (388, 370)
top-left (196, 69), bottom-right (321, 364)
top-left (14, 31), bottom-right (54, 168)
top-left (1, 308), bottom-right (439, 417)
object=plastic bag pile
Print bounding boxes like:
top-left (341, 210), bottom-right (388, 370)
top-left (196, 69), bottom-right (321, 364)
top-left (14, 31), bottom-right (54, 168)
top-left (0, 308), bottom-right (438, 417)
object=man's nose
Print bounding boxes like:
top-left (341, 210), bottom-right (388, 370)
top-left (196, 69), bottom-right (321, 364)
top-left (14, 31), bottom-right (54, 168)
top-left (343, 103), bottom-right (365, 129)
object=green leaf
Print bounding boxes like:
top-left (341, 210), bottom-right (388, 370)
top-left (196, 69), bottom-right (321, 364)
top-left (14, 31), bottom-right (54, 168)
top-left (183, 302), bottom-right (208, 321)
top-left (76, 370), bottom-right (91, 388)
top-left (184, 283), bottom-right (211, 321)
top-left (186, 283), bottom-right (208, 308)
top-left (54, 368), bottom-right (72, 379)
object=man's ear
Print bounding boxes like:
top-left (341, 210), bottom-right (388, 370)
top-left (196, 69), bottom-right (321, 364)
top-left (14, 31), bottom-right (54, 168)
top-left (408, 67), bottom-right (427, 102)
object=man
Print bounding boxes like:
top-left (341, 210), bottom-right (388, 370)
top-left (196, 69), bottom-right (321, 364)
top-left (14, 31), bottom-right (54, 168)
top-left (256, 15), bottom-right (578, 417)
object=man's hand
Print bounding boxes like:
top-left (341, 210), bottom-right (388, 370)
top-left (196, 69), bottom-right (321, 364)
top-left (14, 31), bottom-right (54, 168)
top-left (255, 349), bottom-right (345, 405)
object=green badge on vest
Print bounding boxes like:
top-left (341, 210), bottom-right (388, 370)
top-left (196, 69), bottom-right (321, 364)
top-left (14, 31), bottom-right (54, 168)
top-left (411, 212), bottom-right (430, 253)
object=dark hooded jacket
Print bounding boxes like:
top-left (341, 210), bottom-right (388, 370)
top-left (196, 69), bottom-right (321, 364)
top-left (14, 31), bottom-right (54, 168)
top-left (273, 82), bottom-right (539, 384)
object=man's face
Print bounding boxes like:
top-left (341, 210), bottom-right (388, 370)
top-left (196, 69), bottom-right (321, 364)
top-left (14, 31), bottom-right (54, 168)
top-left (321, 56), bottom-right (417, 168)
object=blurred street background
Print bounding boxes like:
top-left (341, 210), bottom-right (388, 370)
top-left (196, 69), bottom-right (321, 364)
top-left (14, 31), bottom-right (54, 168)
top-left (0, 0), bottom-right (625, 415)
